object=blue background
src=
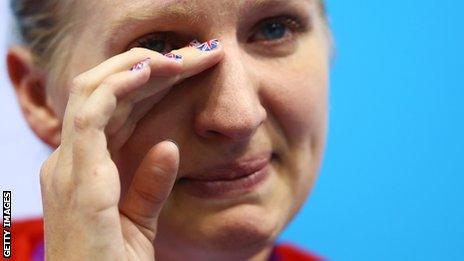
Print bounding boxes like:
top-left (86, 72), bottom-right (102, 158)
top-left (0, 1), bottom-right (462, 260)
top-left (279, 0), bottom-right (464, 260)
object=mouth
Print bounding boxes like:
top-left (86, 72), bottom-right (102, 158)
top-left (177, 151), bottom-right (275, 199)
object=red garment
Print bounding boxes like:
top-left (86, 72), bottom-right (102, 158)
top-left (5, 218), bottom-right (324, 261)
top-left (271, 243), bottom-right (325, 261)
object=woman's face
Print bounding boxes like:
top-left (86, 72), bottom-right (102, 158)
top-left (49, 0), bottom-right (329, 255)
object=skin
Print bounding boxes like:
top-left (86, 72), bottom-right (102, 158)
top-left (7, 0), bottom-right (330, 260)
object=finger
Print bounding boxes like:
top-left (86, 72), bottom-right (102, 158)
top-left (119, 140), bottom-right (179, 241)
top-left (61, 40), bottom-right (223, 151)
top-left (65, 40), bottom-right (224, 174)
top-left (117, 39), bottom-right (224, 105)
top-left (60, 49), bottom-right (183, 148)
top-left (168, 39), bottom-right (224, 84)
top-left (71, 63), bottom-right (152, 181)
top-left (132, 39), bottom-right (223, 97)
top-left (104, 82), bottom-right (171, 138)
top-left (107, 95), bottom-right (162, 154)
top-left (105, 40), bottom-right (224, 138)
top-left (71, 48), bottom-right (182, 95)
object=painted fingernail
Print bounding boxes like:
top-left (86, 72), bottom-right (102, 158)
top-left (187, 39), bottom-right (201, 47)
top-left (164, 52), bottom-right (183, 61)
top-left (196, 39), bottom-right (219, 52)
top-left (130, 57), bottom-right (151, 72)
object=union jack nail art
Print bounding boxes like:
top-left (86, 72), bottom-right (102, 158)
top-left (164, 52), bottom-right (183, 61)
top-left (196, 39), bottom-right (219, 52)
top-left (130, 57), bottom-right (151, 71)
top-left (188, 39), bottom-right (201, 47)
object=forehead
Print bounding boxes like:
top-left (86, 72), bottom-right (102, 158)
top-left (85, 0), bottom-right (315, 25)
top-left (79, 0), bottom-right (314, 46)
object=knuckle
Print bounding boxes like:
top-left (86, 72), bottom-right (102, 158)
top-left (151, 164), bottom-right (171, 176)
top-left (70, 74), bottom-right (88, 95)
top-left (72, 164), bottom-right (119, 211)
top-left (90, 164), bottom-right (109, 179)
top-left (39, 159), bottom-right (52, 186)
top-left (73, 110), bottom-right (93, 132)
top-left (133, 184), bottom-right (166, 206)
top-left (39, 152), bottom-right (59, 188)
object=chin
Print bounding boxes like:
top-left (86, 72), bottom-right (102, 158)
top-left (157, 202), bottom-right (286, 253)
top-left (199, 204), bottom-right (282, 250)
top-left (155, 164), bottom-right (299, 257)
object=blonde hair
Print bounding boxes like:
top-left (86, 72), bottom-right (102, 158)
top-left (11, 1), bottom-right (76, 70)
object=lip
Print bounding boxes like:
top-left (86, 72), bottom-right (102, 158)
top-left (178, 152), bottom-right (273, 199)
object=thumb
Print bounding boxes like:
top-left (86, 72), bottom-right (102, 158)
top-left (119, 140), bottom-right (179, 241)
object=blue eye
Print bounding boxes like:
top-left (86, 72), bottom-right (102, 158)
top-left (250, 17), bottom-right (304, 44)
top-left (261, 22), bottom-right (287, 40)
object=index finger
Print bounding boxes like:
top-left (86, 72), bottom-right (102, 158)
top-left (124, 39), bottom-right (224, 105)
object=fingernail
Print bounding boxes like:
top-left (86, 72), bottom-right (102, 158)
top-left (166, 139), bottom-right (179, 149)
top-left (187, 39), bottom-right (201, 47)
top-left (164, 52), bottom-right (183, 61)
top-left (130, 57), bottom-right (151, 71)
top-left (196, 39), bottom-right (219, 52)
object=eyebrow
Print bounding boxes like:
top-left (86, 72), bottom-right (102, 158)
top-left (108, 2), bottom-right (204, 30)
top-left (241, 0), bottom-right (313, 13)
top-left (104, 1), bottom-right (204, 41)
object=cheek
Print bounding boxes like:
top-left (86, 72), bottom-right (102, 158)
top-left (260, 64), bottom-right (328, 147)
top-left (256, 33), bottom-right (329, 146)
top-left (263, 74), bottom-right (327, 222)
top-left (258, 47), bottom-right (329, 208)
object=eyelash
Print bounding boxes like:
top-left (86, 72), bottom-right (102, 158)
top-left (128, 33), bottom-right (180, 54)
top-left (127, 15), bottom-right (308, 53)
top-left (248, 16), bottom-right (308, 45)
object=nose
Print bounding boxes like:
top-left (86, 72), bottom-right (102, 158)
top-left (194, 50), bottom-right (267, 142)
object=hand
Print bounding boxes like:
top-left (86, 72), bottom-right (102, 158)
top-left (39, 42), bottom-right (223, 260)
